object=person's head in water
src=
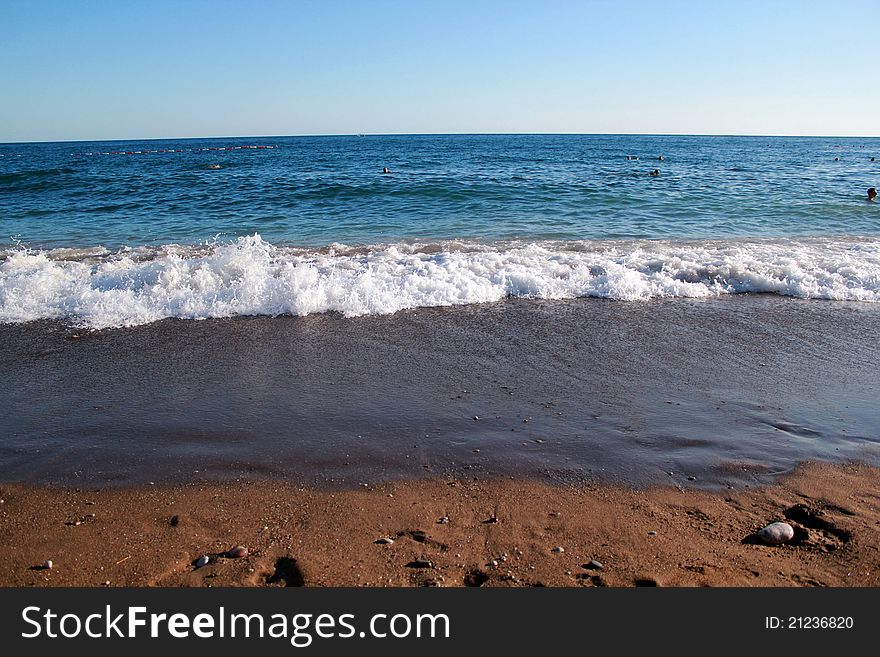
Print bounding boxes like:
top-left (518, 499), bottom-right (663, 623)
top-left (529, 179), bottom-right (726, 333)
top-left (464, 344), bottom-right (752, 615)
top-left (869, 187), bottom-right (877, 201)
top-left (658, 155), bottom-right (664, 161)
top-left (649, 169), bottom-right (660, 176)
top-left (382, 167), bottom-right (391, 174)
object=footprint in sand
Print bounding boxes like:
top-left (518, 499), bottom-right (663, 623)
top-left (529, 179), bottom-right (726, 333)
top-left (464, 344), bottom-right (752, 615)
top-left (264, 557), bottom-right (305, 587)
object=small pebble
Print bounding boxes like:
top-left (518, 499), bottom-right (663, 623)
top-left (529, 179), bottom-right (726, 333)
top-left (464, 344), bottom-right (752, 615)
top-left (228, 545), bottom-right (248, 558)
top-left (194, 555), bottom-right (209, 569)
top-left (374, 537), bottom-right (394, 545)
top-left (687, 476), bottom-right (696, 481)
top-left (437, 516), bottom-right (449, 524)
top-left (647, 531), bottom-right (658, 536)
top-left (473, 416), bottom-right (480, 420)
top-left (584, 559), bottom-right (604, 570)
top-left (757, 521), bottom-right (795, 545)
top-left (169, 515), bottom-right (179, 527)
top-left (43, 559), bottom-right (53, 570)
top-left (551, 546), bottom-right (565, 553)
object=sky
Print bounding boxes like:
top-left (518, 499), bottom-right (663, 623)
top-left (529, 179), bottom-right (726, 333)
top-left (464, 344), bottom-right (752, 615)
top-left (1, 0), bottom-right (878, 142)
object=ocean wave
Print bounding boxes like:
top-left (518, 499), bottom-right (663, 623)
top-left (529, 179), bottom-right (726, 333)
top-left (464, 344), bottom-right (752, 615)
top-left (1, 234), bottom-right (879, 328)
top-left (0, 167), bottom-right (77, 182)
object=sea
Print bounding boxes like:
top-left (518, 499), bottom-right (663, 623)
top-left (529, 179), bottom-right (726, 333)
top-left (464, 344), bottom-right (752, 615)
top-left (2, 134), bottom-right (879, 329)
top-left (2, 134), bottom-right (880, 488)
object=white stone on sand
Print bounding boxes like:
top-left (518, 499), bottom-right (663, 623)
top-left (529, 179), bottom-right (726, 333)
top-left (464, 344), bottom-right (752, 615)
top-left (757, 521), bottom-right (795, 545)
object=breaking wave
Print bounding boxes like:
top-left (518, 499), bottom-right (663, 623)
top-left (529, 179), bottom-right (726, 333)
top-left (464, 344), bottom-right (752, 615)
top-left (2, 234), bottom-right (879, 329)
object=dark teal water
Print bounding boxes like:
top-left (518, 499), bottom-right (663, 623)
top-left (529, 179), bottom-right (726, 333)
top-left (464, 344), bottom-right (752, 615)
top-left (2, 135), bottom-right (880, 328)
top-left (2, 134), bottom-right (879, 248)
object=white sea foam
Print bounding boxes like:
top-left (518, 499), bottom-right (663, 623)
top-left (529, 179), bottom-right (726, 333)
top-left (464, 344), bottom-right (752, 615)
top-left (2, 234), bottom-right (879, 328)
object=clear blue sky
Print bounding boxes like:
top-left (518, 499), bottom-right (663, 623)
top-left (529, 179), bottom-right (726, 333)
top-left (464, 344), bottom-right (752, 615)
top-left (2, 0), bottom-right (878, 142)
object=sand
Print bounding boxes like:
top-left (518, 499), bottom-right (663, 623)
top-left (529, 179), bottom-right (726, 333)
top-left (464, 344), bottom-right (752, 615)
top-left (3, 297), bottom-right (879, 491)
top-left (2, 461), bottom-right (878, 587)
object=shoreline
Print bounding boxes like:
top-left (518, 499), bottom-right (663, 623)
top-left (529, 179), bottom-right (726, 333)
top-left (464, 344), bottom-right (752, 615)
top-left (3, 295), bottom-right (879, 587)
top-left (2, 461), bottom-right (878, 587)
top-left (2, 296), bottom-right (879, 490)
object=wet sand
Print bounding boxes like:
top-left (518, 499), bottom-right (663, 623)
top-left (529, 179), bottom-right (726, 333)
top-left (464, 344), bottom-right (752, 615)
top-left (2, 296), bottom-right (879, 587)
top-left (2, 462), bottom-right (878, 587)
top-left (1, 296), bottom-right (879, 489)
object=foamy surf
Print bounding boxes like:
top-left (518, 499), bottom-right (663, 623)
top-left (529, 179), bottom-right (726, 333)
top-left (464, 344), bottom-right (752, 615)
top-left (1, 234), bottom-right (879, 329)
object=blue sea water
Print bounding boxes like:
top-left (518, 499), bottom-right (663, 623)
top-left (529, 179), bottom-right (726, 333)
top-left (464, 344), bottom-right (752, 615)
top-left (2, 134), bottom-right (880, 247)
top-left (1, 134), bottom-right (880, 328)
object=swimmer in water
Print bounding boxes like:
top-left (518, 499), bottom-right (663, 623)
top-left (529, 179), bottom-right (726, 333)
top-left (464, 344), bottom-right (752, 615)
top-left (658, 155), bottom-right (664, 161)
top-left (649, 169), bottom-right (660, 176)
top-left (208, 164), bottom-right (221, 169)
top-left (869, 187), bottom-right (877, 201)
top-left (382, 167), bottom-right (391, 174)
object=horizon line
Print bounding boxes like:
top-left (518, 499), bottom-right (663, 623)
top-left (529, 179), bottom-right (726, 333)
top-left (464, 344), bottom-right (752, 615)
top-left (3, 131), bottom-right (880, 146)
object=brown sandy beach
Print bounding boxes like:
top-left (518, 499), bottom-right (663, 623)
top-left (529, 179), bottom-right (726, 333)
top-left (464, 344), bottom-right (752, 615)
top-left (2, 461), bottom-right (878, 588)
top-left (2, 297), bottom-right (879, 587)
